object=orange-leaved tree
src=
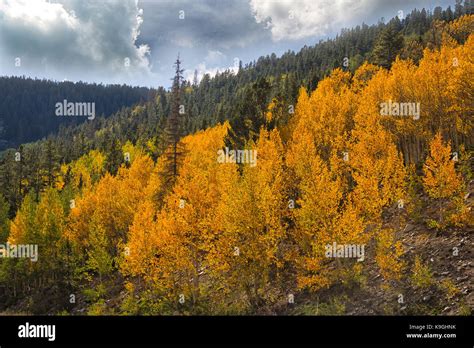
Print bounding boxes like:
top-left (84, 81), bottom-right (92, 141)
top-left (423, 132), bottom-right (463, 227)
top-left (208, 127), bottom-right (288, 312)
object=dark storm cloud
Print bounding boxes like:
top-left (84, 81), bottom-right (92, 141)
top-left (138, 0), bottom-right (270, 49)
top-left (136, 0), bottom-right (274, 86)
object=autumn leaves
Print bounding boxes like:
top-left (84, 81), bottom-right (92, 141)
top-left (115, 35), bottom-right (468, 311)
top-left (3, 20), bottom-right (472, 314)
top-left (115, 29), bottom-right (471, 312)
top-left (119, 125), bottom-right (288, 313)
top-left (423, 133), bottom-right (469, 229)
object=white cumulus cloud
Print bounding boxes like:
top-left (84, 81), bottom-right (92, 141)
top-left (250, 0), bottom-right (374, 41)
top-left (0, 0), bottom-right (152, 85)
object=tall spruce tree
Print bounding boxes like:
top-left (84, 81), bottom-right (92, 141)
top-left (0, 194), bottom-right (9, 243)
top-left (42, 138), bottom-right (60, 187)
top-left (162, 55), bottom-right (186, 186)
top-left (371, 23), bottom-right (404, 69)
top-left (105, 137), bottom-right (123, 176)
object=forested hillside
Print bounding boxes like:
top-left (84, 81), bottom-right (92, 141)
top-left (1, 3), bottom-right (471, 216)
top-left (0, 6), bottom-right (472, 315)
top-left (0, 77), bottom-right (155, 150)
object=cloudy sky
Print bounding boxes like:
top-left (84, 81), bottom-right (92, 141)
top-left (0, 0), bottom-right (454, 88)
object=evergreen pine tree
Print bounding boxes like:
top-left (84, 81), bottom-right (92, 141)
top-left (161, 55), bottom-right (186, 186)
top-left (105, 137), bottom-right (123, 175)
top-left (0, 194), bottom-right (10, 243)
top-left (371, 24), bottom-right (404, 68)
top-left (42, 138), bottom-right (60, 187)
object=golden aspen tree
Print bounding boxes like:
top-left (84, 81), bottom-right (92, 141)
top-left (423, 132), bottom-right (462, 227)
top-left (120, 200), bottom-right (158, 279)
top-left (446, 15), bottom-right (474, 44)
top-left (34, 188), bottom-right (65, 271)
top-left (351, 31), bottom-right (473, 165)
top-left (414, 35), bottom-right (473, 151)
top-left (332, 200), bottom-right (372, 286)
top-left (86, 214), bottom-right (114, 283)
top-left (352, 62), bottom-right (381, 92)
top-left (122, 141), bottom-right (145, 165)
top-left (208, 128), bottom-right (288, 312)
top-left (286, 70), bottom-right (373, 292)
top-left (379, 58), bottom-right (423, 164)
top-left (348, 127), bottom-right (406, 222)
top-left (287, 126), bottom-right (343, 291)
top-left (349, 66), bottom-right (406, 222)
top-left (55, 150), bottom-right (106, 191)
top-left (67, 154), bottom-right (154, 257)
top-left (346, 95), bottom-right (406, 290)
top-left (6, 193), bottom-right (38, 293)
top-left (287, 60), bottom-right (405, 292)
top-left (67, 173), bottom-right (116, 249)
top-left (120, 152), bottom-right (182, 280)
top-left (285, 87), bottom-right (311, 140)
top-left (445, 34), bottom-right (474, 139)
top-left (124, 123), bottom-right (237, 312)
top-left (8, 192), bottom-right (37, 246)
top-left (290, 69), bottom-right (354, 162)
top-left (9, 188), bottom-right (65, 282)
top-left (375, 228), bottom-right (405, 282)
